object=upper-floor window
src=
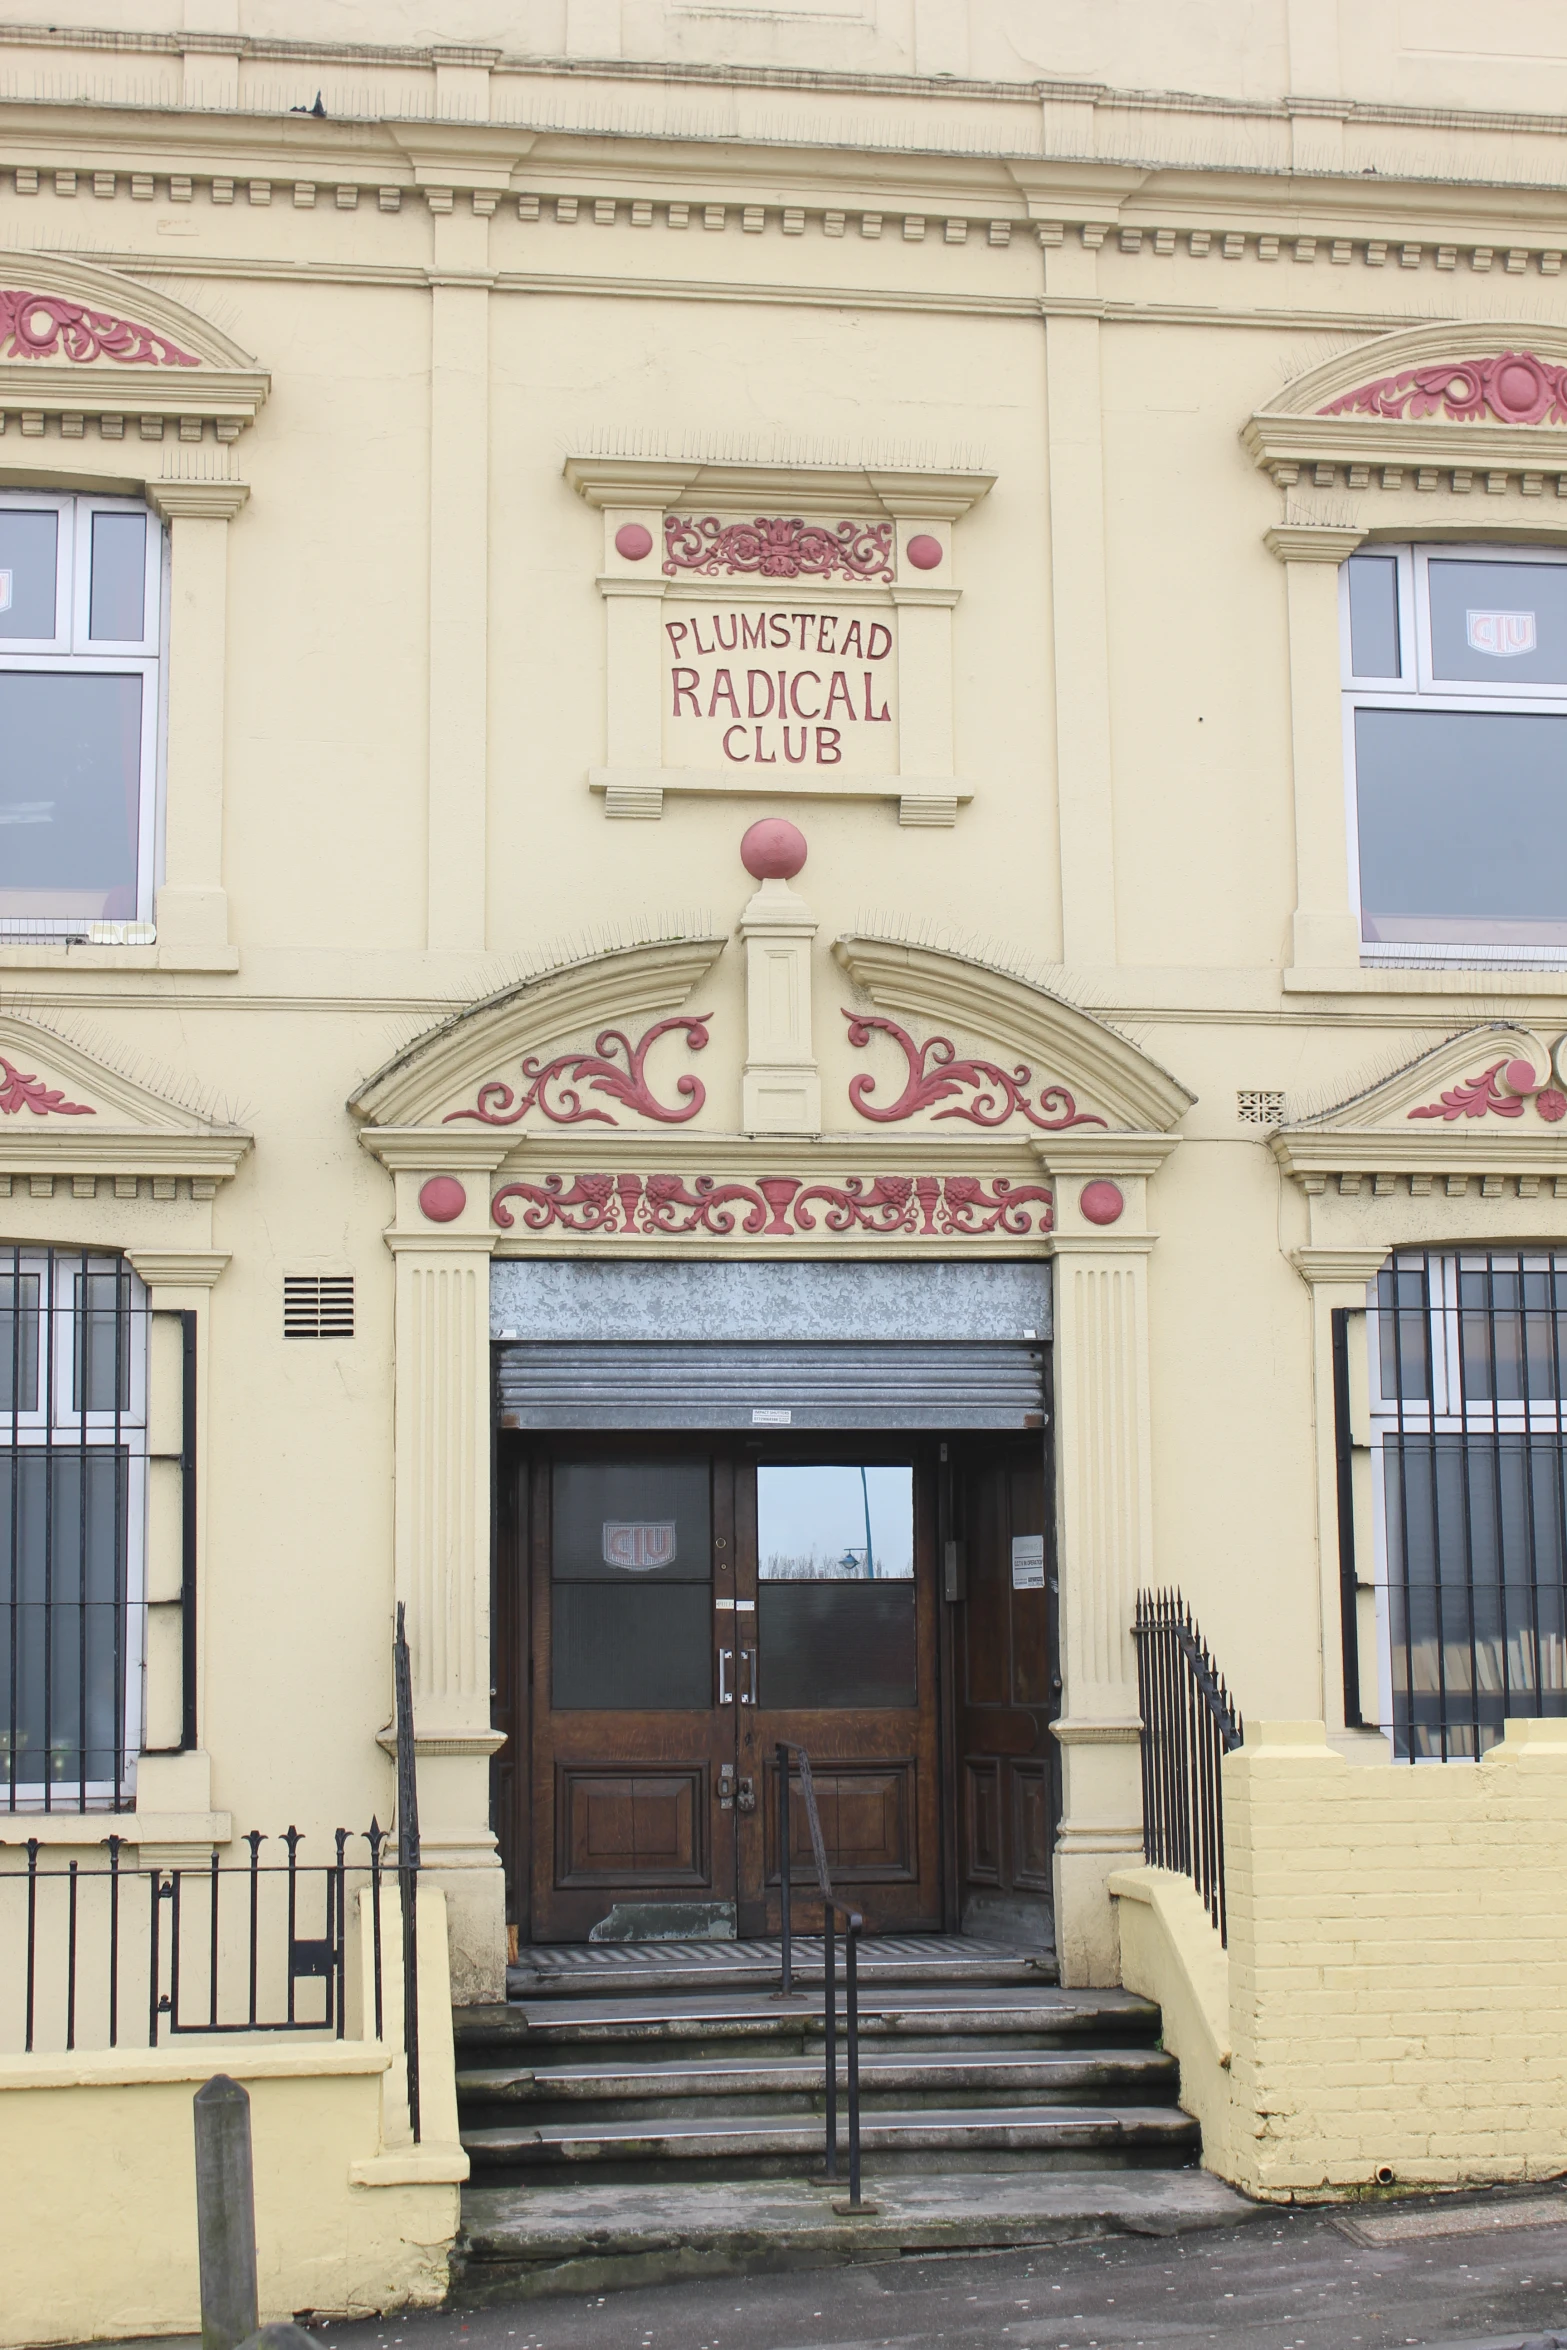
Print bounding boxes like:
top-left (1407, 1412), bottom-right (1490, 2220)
top-left (1342, 543), bottom-right (1567, 967)
top-left (0, 492), bottom-right (164, 941)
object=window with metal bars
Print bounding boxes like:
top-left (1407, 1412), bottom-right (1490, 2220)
top-left (2, 1248), bottom-right (149, 1810)
top-left (1369, 1249), bottom-right (1567, 1760)
top-left (282, 1275), bottom-right (353, 1340)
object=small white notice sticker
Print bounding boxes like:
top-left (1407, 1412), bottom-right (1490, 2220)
top-left (0, 571), bottom-right (11, 612)
top-left (1011, 1535), bottom-right (1045, 1591)
top-left (751, 1407), bottom-right (792, 1426)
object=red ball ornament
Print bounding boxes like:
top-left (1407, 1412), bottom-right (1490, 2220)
top-left (418, 1176), bottom-right (467, 1223)
top-left (1505, 1057), bottom-right (1542, 1095)
top-left (1079, 1180), bottom-right (1125, 1227)
top-left (614, 522), bottom-right (653, 561)
top-left (905, 533), bottom-right (944, 570)
top-left (741, 817), bottom-right (808, 881)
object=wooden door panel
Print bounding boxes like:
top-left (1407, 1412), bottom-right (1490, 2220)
top-left (764, 1757), bottom-right (916, 1884)
top-left (964, 1758), bottom-right (1002, 1884)
top-left (1010, 1760), bottom-right (1053, 1890)
top-left (955, 1435), bottom-right (1059, 1922)
top-left (556, 1765), bottom-right (707, 1886)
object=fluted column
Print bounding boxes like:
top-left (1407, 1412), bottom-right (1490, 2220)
top-left (365, 1130), bottom-right (509, 1999)
top-left (1037, 1140), bottom-right (1174, 1985)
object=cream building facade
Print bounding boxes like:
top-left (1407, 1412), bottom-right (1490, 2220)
top-left (6, 0), bottom-right (1567, 2326)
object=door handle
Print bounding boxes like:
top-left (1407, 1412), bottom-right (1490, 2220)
top-left (740, 1647), bottom-right (758, 1706)
top-left (736, 1775), bottom-right (756, 1814)
top-left (718, 1646), bottom-right (735, 1706)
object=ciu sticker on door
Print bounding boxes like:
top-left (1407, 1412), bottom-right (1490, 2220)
top-left (602, 1521), bottom-right (678, 1571)
top-left (1011, 1535), bottom-right (1046, 1591)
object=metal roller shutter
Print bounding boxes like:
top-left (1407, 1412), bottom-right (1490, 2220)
top-left (494, 1340), bottom-right (1046, 1431)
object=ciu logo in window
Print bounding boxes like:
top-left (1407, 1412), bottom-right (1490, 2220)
top-left (1467, 607), bottom-right (1537, 657)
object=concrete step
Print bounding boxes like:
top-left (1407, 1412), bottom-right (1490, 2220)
top-left (506, 1934), bottom-right (1055, 2002)
top-left (462, 2101), bottom-right (1201, 2174)
top-left (458, 2043), bottom-right (1180, 2115)
top-left (455, 2169), bottom-right (1262, 2301)
top-left (454, 1984), bottom-right (1161, 2055)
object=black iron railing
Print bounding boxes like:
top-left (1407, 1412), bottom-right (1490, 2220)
top-left (775, 1740), bottom-right (867, 2210)
top-left (1132, 1590), bottom-right (1243, 1944)
top-left (393, 1599), bottom-right (421, 2142)
top-left (3, 1822), bottom-right (394, 2054)
top-left (5, 1616), bottom-right (426, 2142)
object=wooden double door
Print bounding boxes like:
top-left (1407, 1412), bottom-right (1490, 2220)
top-left (494, 1433), bottom-right (1056, 1943)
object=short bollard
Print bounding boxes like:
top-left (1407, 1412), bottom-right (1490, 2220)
top-left (194, 2074), bottom-right (259, 2350)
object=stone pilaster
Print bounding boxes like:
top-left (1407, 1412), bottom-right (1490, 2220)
top-left (1036, 1140), bottom-right (1175, 1984)
top-left (147, 481), bottom-right (248, 955)
top-left (1266, 524), bottom-right (1367, 978)
top-left (364, 1131), bottom-right (510, 1999)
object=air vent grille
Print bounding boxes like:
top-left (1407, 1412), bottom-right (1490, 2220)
top-left (283, 1274), bottom-right (354, 1340)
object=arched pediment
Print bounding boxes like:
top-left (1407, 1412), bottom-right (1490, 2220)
top-left (1273, 1023), bottom-right (1567, 1192)
top-left (349, 933), bottom-right (729, 1131)
top-left (833, 933), bottom-right (1195, 1135)
top-left (353, 920), bottom-right (1190, 1251)
top-left (0, 250), bottom-right (269, 438)
top-left (1243, 322), bottom-right (1567, 496)
top-left (0, 1011), bottom-right (251, 1186)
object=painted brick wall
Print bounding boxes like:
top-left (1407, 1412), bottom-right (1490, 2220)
top-left (1224, 1719), bottom-right (1567, 2194)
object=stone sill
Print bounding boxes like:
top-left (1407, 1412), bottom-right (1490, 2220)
top-left (1286, 963), bottom-right (1567, 997)
top-left (0, 1809), bottom-right (233, 1848)
top-left (0, 2040), bottom-right (390, 2092)
top-left (0, 945), bottom-right (239, 972)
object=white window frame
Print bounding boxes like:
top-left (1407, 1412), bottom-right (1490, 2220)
top-left (1340, 541), bottom-right (1567, 968)
top-left (0, 490), bottom-right (165, 941)
top-left (2, 1251), bottom-right (149, 1809)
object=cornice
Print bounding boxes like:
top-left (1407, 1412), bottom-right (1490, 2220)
top-left (0, 1132), bottom-right (249, 1180)
top-left (1249, 414), bottom-right (1567, 495)
top-left (1031, 1134), bottom-right (1180, 1178)
top-left (147, 480), bottom-right (251, 522)
top-left (1272, 1130), bottom-right (1567, 1186)
top-left (566, 455), bottom-right (995, 520)
top-left (124, 1248), bottom-right (231, 1289)
top-left (1289, 1247), bottom-right (1388, 1288)
top-left (1265, 524), bottom-right (1367, 564)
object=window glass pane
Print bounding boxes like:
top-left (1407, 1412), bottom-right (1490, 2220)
top-left (88, 512), bottom-right (146, 641)
top-left (0, 673), bottom-right (143, 921)
top-left (757, 1463), bottom-right (913, 1580)
top-left (551, 1458), bottom-right (710, 1583)
top-left (1428, 558), bottom-right (1567, 686)
top-left (759, 1583), bottom-right (916, 1708)
top-left (1348, 555), bottom-right (1400, 677)
top-left (0, 1449), bottom-right (130, 1792)
top-left (551, 1584), bottom-right (710, 1709)
top-left (0, 1275), bottom-right (39, 1413)
top-left (1355, 706), bottom-right (1567, 947)
top-left (0, 509), bottom-right (59, 639)
top-left (75, 1272), bottom-right (131, 1414)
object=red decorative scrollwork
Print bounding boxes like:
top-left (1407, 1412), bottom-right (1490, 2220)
top-left (1408, 1060), bottom-right (1528, 1122)
top-left (1321, 353), bottom-right (1567, 427)
top-left (0, 291), bottom-right (200, 369)
top-left (663, 516), bottom-right (895, 582)
top-left (844, 1011), bottom-right (1105, 1133)
top-left (0, 1056), bottom-right (94, 1117)
top-left (444, 1016), bottom-right (709, 1128)
top-left (491, 1170), bottom-right (1053, 1238)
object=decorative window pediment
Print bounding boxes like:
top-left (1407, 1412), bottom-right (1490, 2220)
top-left (0, 253), bottom-right (269, 443)
top-left (1244, 323), bottom-right (1567, 498)
top-left (0, 1012), bottom-right (251, 1191)
top-left (1273, 1023), bottom-right (1567, 1196)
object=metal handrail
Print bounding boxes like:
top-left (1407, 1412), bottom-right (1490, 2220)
top-left (393, 1602), bottom-right (422, 2143)
top-left (775, 1740), bottom-right (867, 2210)
top-left (1132, 1589), bottom-right (1243, 1944)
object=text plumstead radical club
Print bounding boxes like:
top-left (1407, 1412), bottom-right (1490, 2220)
top-left (665, 606), bottom-right (894, 768)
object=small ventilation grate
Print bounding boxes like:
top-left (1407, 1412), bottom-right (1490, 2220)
top-left (283, 1274), bottom-right (354, 1340)
top-left (1237, 1089), bottom-right (1285, 1127)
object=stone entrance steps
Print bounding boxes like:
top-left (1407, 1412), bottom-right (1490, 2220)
top-left (454, 1939), bottom-right (1199, 2189)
